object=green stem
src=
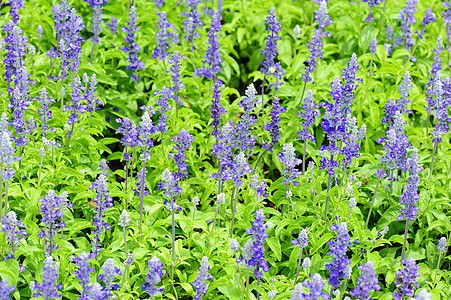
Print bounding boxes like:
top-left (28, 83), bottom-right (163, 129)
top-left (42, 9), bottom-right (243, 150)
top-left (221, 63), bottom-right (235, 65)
top-left (3, 182), bottom-right (8, 216)
top-left (230, 187), bottom-right (239, 238)
top-left (252, 149), bottom-right (269, 175)
top-left (138, 157), bottom-right (147, 242)
top-left (294, 247), bottom-right (304, 284)
top-left (296, 81), bottom-right (307, 112)
top-left (429, 140), bottom-right (438, 180)
top-left (261, 74), bottom-right (267, 115)
top-left (302, 140), bottom-right (307, 174)
top-left (426, 111), bottom-right (430, 135)
top-left (434, 252), bottom-right (442, 288)
top-left (365, 177), bottom-right (380, 229)
top-left (324, 173), bottom-right (332, 221)
top-left (401, 219), bottom-right (410, 259)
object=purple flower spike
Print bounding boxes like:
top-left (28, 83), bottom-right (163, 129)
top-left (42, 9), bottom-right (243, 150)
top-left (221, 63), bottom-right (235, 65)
top-left (142, 256), bottom-right (164, 297)
top-left (263, 97), bottom-right (286, 151)
top-left (192, 256), bottom-right (213, 300)
top-left (297, 90), bottom-right (319, 143)
top-left (170, 128), bottom-right (194, 181)
top-left (291, 228), bottom-right (308, 248)
top-left (234, 84), bottom-right (259, 152)
top-left (417, 8), bottom-right (436, 39)
top-left (398, 148), bottom-right (422, 222)
top-left (302, 1), bottom-right (332, 84)
top-left (0, 280), bottom-right (15, 299)
top-left (8, 0), bottom-right (25, 24)
top-left (84, 0), bottom-right (108, 45)
top-left (194, 12), bottom-right (222, 80)
top-left (437, 237), bottom-right (447, 252)
top-left (278, 143), bottom-right (302, 186)
top-left (34, 256), bottom-right (62, 299)
top-left (363, 0), bottom-right (381, 23)
top-left (0, 130), bottom-right (20, 181)
top-left (121, 6), bottom-right (145, 81)
top-left (0, 211), bottom-right (27, 260)
top-left (350, 261), bottom-right (381, 300)
top-left (369, 36), bottom-right (377, 54)
top-left (443, 2), bottom-right (451, 44)
top-left (155, 87), bottom-right (173, 134)
top-left (153, 11), bottom-right (179, 61)
top-left (72, 251), bottom-right (95, 297)
top-left (243, 209), bottom-right (269, 280)
top-left (396, 0), bottom-right (418, 56)
top-left (181, 0), bottom-right (203, 51)
top-left (250, 174), bottom-right (268, 202)
top-left (159, 169), bottom-right (182, 211)
top-left (326, 222), bottom-right (352, 290)
top-left (89, 160), bottom-right (113, 256)
top-left (37, 88), bottom-right (56, 137)
top-left (393, 258), bottom-right (421, 300)
top-left (260, 8), bottom-right (285, 91)
top-left (210, 79), bottom-right (226, 136)
top-left (97, 258), bottom-right (121, 291)
top-left (292, 273), bottom-right (328, 300)
top-left (38, 190), bottom-right (72, 257)
top-left (168, 51), bottom-right (185, 107)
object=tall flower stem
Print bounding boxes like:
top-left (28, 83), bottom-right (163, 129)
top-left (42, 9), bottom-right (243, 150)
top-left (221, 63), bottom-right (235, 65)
top-left (324, 173), bottom-right (332, 221)
top-left (260, 74), bottom-right (267, 115)
top-left (65, 122), bottom-right (75, 151)
top-left (4, 182), bottom-right (8, 215)
top-left (294, 247), bottom-right (304, 284)
top-left (338, 278), bottom-right (349, 300)
top-left (0, 161), bottom-right (2, 218)
top-left (252, 149), bottom-right (268, 175)
top-left (429, 140), bottom-right (438, 180)
top-left (365, 177), bottom-right (381, 229)
top-left (296, 81), bottom-right (307, 112)
top-left (426, 111), bottom-right (430, 135)
top-left (230, 188), bottom-right (239, 238)
top-left (161, 132), bottom-right (165, 162)
top-left (125, 150), bottom-right (129, 191)
top-left (138, 158), bottom-right (147, 242)
top-left (401, 219), bottom-right (410, 259)
top-left (311, 167), bottom-right (319, 219)
top-left (123, 225), bottom-right (128, 257)
top-left (378, 0), bottom-right (389, 33)
top-left (302, 140), bottom-right (307, 174)
top-left (433, 251), bottom-right (442, 287)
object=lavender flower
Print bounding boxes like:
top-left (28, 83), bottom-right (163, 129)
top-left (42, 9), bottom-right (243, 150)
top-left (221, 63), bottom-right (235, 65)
top-left (341, 53), bottom-right (361, 115)
top-left (89, 160), bottom-right (113, 256)
top-left (192, 256), bottom-right (213, 300)
top-left (181, 0), bottom-right (203, 50)
top-left (263, 97), bottom-right (287, 151)
top-left (85, 0), bottom-right (108, 45)
top-left (38, 190), bottom-right (72, 256)
top-left (341, 115), bottom-right (366, 169)
top-left (243, 209), bottom-right (269, 280)
top-left (250, 174), bottom-right (268, 202)
top-left (210, 79), bottom-right (226, 136)
top-left (153, 11), bottom-right (179, 61)
top-left (393, 258), bottom-right (420, 300)
top-left (142, 256), bottom-right (164, 297)
top-left (85, 74), bottom-right (102, 114)
top-left (260, 8), bottom-right (285, 91)
top-left (363, 0), bottom-right (381, 23)
top-left (159, 169), bottom-right (182, 211)
top-left (278, 143), bottom-right (302, 186)
top-left (349, 261), bottom-right (381, 299)
top-left (194, 12), bottom-right (222, 79)
top-left (415, 289), bottom-right (432, 300)
top-left (115, 117), bottom-right (140, 162)
top-left (396, 0), bottom-right (418, 56)
top-left (382, 71), bottom-right (413, 126)
top-left (443, 1), bottom-right (451, 46)
top-left (417, 8), bottom-right (436, 40)
top-left (168, 51), bottom-right (185, 107)
top-left (0, 280), bottom-right (15, 299)
top-left (384, 24), bottom-right (395, 56)
top-left (155, 87), bottom-right (173, 134)
top-left (37, 88), bottom-right (56, 137)
top-left (294, 273), bottom-right (328, 300)
top-left (437, 237), bottom-right (447, 252)
top-left (118, 209), bottom-right (130, 227)
top-left (302, 0), bottom-right (332, 84)
top-left (0, 130), bottom-right (20, 181)
top-left (153, 0), bottom-right (164, 9)
top-left (64, 76), bottom-right (87, 145)
top-left (7, 0), bottom-right (25, 24)
top-left (234, 84), bottom-right (259, 152)
top-left (97, 258), bottom-right (121, 291)
top-left (121, 6), bottom-right (145, 81)
top-left (229, 152), bottom-right (252, 188)
top-left (34, 256), bottom-right (62, 299)
top-left (369, 36), bottom-right (377, 54)
top-left (292, 228), bottom-right (308, 248)
top-left (106, 17), bottom-right (118, 47)
top-left (170, 128), bottom-right (194, 181)
top-left (297, 90), bottom-right (319, 143)
top-left (325, 222), bottom-right (352, 290)
top-left (72, 251), bottom-right (94, 297)
top-left (84, 282), bottom-right (110, 300)
top-left (398, 148), bottom-right (422, 222)
top-left (211, 122), bottom-right (234, 182)
top-left (0, 211), bottom-right (27, 259)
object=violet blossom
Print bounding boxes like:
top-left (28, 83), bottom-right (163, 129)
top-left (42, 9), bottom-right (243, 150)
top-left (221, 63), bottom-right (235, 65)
top-left (121, 6), bottom-right (145, 81)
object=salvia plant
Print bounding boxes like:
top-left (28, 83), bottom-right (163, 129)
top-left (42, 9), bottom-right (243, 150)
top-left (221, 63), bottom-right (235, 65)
top-left (0, 0), bottom-right (449, 299)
